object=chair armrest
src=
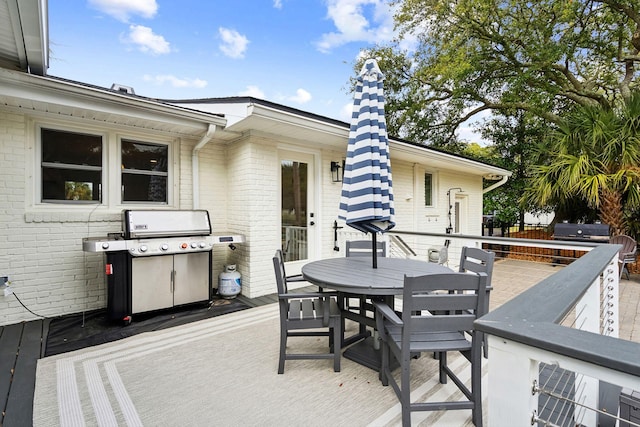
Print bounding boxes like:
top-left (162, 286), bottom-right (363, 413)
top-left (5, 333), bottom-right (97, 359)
top-left (373, 300), bottom-right (402, 338)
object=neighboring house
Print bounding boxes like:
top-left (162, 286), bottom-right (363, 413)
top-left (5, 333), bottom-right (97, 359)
top-left (0, 0), bottom-right (511, 326)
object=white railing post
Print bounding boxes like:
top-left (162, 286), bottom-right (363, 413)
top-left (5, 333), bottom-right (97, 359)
top-left (487, 338), bottom-right (539, 426)
top-left (574, 278), bottom-right (601, 426)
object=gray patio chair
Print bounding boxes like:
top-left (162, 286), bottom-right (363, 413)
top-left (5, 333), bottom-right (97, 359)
top-left (609, 235), bottom-right (637, 279)
top-left (345, 240), bottom-right (387, 258)
top-left (273, 250), bottom-right (341, 374)
top-left (374, 272), bottom-right (487, 427)
top-left (459, 246), bottom-right (495, 358)
top-left (340, 240), bottom-right (387, 346)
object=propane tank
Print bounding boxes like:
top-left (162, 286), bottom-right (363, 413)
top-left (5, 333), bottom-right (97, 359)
top-left (218, 264), bottom-right (241, 299)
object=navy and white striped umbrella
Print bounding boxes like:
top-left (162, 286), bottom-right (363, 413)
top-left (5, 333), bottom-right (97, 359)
top-left (338, 58), bottom-right (394, 266)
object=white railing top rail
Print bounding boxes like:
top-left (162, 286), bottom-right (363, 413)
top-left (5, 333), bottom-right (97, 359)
top-left (389, 229), bottom-right (608, 251)
top-left (474, 244), bottom-right (640, 378)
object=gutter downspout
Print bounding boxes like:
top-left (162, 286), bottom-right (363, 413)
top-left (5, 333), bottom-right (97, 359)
top-left (192, 124), bottom-right (217, 209)
top-left (482, 175), bottom-right (509, 194)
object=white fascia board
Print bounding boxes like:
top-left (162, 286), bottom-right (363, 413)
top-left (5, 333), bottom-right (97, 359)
top-left (167, 101), bottom-right (251, 127)
top-left (391, 139), bottom-right (512, 178)
top-left (0, 68), bottom-right (226, 129)
top-left (245, 102), bottom-right (348, 138)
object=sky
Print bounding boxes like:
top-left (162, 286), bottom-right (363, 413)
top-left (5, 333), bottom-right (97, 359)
top-left (47, 0), bottom-right (481, 141)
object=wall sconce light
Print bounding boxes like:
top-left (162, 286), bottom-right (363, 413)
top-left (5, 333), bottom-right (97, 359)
top-left (330, 160), bottom-right (344, 182)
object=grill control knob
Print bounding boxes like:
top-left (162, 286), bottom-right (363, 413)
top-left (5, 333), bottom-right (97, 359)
top-left (199, 242), bottom-right (206, 248)
top-left (139, 245), bottom-right (148, 253)
top-left (101, 242), bottom-right (110, 250)
top-left (181, 243), bottom-right (188, 249)
top-left (190, 242), bottom-right (197, 249)
top-left (160, 244), bottom-right (169, 251)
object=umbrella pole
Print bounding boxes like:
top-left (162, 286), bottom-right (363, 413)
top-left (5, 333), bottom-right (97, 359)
top-left (372, 232), bottom-right (377, 269)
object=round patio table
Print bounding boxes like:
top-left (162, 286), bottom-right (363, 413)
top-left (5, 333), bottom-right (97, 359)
top-left (302, 257), bottom-right (453, 371)
top-left (302, 256), bottom-right (452, 295)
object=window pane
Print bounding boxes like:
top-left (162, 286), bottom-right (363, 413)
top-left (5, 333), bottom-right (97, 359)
top-left (41, 129), bottom-right (102, 202)
top-left (42, 168), bottom-right (101, 201)
top-left (122, 174), bottom-right (167, 202)
top-left (121, 140), bottom-right (168, 172)
top-left (281, 160), bottom-right (308, 262)
top-left (424, 173), bottom-right (432, 206)
top-left (42, 129), bottom-right (102, 166)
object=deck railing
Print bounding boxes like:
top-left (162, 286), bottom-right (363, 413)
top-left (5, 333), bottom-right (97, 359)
top-left (336, 229), bottom-right (640, 426)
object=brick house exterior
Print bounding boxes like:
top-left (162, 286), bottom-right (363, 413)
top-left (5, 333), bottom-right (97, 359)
top-left (0, 1), bottom-right (510, 325)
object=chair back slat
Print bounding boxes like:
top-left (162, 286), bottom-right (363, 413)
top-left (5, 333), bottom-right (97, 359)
top-left (346, 240), bottom-right (387, 257)
top-left (412, 314), bottom-right (476, 332)
top-left (459, 246), bottom-right (495, 285)
top-left (402, 272), bottom-right (487, 333)
top-left (411, 293), bottom-right (478, 312)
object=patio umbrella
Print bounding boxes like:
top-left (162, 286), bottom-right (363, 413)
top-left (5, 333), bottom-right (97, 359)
top-left (338, 58), bottom-right (395, 268)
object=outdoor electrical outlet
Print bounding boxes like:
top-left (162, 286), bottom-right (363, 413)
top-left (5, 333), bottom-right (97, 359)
top-left (0, 276), bottom-right (12, 296)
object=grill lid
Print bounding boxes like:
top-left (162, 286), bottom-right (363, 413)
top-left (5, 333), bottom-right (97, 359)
top-left (123, 209), bottom-right (212, 238)
top-left (553, 222), bottom-right (609, 240)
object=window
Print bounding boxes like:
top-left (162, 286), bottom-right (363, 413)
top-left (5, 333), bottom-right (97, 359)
top-left (41, 129), bottom-right (102, 202)
top-left (39, 127), bottom-right (171, 205)
top-left (121, 140), bottom-right (168, 203)
top-left (424, 173), bottom-right (433, 206)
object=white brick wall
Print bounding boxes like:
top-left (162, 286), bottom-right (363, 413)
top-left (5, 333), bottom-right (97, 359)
top-left (0, 102), bottom-right (493, 325)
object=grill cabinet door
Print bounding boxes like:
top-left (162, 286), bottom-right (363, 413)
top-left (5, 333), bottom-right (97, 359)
top-left (173, 252), bottom-right (210, 306)
top-left (131, 256), bottom-right (174, 313)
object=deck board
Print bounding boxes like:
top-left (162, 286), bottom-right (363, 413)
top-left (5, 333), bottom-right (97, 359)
top-left (0, 320), bottom-right (47, 427)
top-left (4, 321), bottom-right (47, 427)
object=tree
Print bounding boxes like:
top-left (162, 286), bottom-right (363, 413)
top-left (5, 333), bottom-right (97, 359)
top-left (479, 111), bottom-right (546, 230)
top-left (360, 0), bottom-right (640, 145)
top-left (523, 92), bottom-right (640, 235)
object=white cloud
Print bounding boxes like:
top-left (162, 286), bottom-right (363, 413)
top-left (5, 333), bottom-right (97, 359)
top-left (124, 25), bottom-right (171, 55)
top-left (273, 0), bottom-right (283, 9)
top-left (88, 0), bottom-right (158, 22)
top-left (287, 88), bottom-right (312, 104)
top-left (143, 74), bottom-right (208, 88)
top-left (238, 85), bottom-right (266, 98)
top-left (340, 101), bottom-right (354, 121)
top-left (218, 28), bottom-right (249, 59)
top-left (316, 0), bottom-right (395, 53)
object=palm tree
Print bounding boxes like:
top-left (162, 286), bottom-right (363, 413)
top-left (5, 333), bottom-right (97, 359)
top-left (524, 93), bottom-right (640, 236)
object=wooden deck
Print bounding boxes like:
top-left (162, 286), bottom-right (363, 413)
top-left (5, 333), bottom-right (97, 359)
top-left (0, 319), bottom-right (50, 427)
top-left (1, 259), bottom-right (638, 426)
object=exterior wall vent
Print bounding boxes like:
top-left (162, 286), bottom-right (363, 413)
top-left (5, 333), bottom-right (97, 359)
top-left (110, 84), bottom-right (135, 95)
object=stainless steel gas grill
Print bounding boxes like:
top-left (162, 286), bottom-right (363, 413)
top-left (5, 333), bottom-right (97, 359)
top-left (552, 222), bottom-right (610, 243)
top-left (83, 209), bottom-right (245, 323)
